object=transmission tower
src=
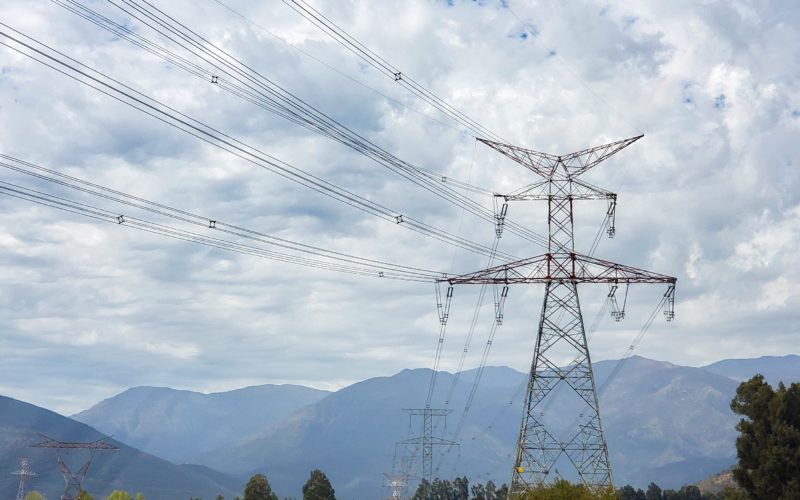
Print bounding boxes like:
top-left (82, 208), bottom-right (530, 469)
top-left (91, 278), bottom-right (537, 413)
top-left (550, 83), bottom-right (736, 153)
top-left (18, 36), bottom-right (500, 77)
top-left (12, 457), bottom-right (37, 500)
top-left (31, 434), bottom-right (119, 500)
top-left (401, 408), bottom-right (459, 488)
top-left (383, 471), bottom-right (409, 500)
top-left (444, 136), bottom-right (676, 493)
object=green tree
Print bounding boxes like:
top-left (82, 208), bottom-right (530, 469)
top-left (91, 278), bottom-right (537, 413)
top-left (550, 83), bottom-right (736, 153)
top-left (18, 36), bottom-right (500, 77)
top-left (471, 482), bottom-right (487, 500)
top-left (453, 476), bottom-right (469, 500)
top-left (495, 483), bottom-right (509, 500)
top-left (731, 375), bottom-right (800, 499)
top-left (645, 483), bottom-right (662, 500)
top-left (411, 479), bottom-right (431, 500)
top-left (106, 491), bottom-right (132, 500)
top-left (302, 469), bottom-right (335, 500)
top-left (618, 485), bottom-right (646, 500)
top-left (717, 486), bottom-right (748, 500)
top-left (216, 496), bottom-right (225, 500)
top-left (486, 480), bottom-right (499, 500)
top-left (24, 492), bottom-right (45, 500)
top-left (513, 479), bottom-right (615, 499)
top-left (244, 473), bottom-right (279, 500)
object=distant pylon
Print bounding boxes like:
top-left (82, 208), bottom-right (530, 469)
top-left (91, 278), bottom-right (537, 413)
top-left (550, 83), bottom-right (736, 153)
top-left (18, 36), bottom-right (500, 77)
top-left (383, 472), bottom-right (408, 500)
top-left (445, 136), bottom-right (676, 493)
top-left (13, 457), bottom-right (37, 500)
top-left (401, 408), bottom-right (458, 488)
top-left (30, 433), bottom-right (119, 500)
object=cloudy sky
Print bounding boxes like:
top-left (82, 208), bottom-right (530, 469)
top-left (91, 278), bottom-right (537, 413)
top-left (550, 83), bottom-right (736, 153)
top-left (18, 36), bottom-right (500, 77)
top-left (0, 0), bottom-right (798, 414)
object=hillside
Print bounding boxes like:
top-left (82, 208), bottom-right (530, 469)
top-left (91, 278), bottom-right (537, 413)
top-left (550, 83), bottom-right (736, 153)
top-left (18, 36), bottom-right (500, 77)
top-left (194, 356), bottom-right (746, 498)
top-left (73, 383), bottom-right (329, 464)
top-left (0, 396), bottom-right (243, 500)
top-left (702, 354), bottom-right (800, 387)
top-left (57, 354), bottom-right (799, 498)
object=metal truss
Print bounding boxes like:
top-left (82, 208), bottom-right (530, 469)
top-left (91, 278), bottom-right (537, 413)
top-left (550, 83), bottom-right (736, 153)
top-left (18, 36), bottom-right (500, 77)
top-left (13, 457), bottom-right (37, 500)
top-left (477, 135), bottom-right (643, 180)
top-left (446, 252), bottom-right (676, 287)
top-left (401, 408), bottom-right (458, 487)
top-left (31, 434), bottom-right (118, 500)
top-left (447, 135), bottom-right (675, 494)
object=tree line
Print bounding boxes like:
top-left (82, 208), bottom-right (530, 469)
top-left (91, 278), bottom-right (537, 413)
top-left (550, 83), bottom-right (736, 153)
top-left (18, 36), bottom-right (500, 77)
top-left (408, 477), bottom-right (745, 499)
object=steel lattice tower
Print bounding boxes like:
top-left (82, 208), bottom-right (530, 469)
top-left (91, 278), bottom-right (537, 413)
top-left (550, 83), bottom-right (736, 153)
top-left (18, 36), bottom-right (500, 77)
top-left (12, 457), bottom-right (37, 500)
top-left (445, 136), bottom-right (676, 492)
top-left (31, 434), bottom-right (119, 500)
top-left (401, 408), bottom-right (458, 487)
top-left (383, 472), bottom-right (408, 500)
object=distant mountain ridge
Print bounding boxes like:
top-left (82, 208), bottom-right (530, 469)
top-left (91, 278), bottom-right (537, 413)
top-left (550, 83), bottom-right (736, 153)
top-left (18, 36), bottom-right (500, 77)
top-left (0, 395), bottom-right (243, 500)
top-left (11, 354), bottom-right (798, 499)
top-left (702, 354), bottom-right (800, 387)
top-left (73, 383), bottom-right (329, 464)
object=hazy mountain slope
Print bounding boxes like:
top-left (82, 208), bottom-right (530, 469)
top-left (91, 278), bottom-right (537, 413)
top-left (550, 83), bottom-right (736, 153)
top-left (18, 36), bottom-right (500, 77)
top-left (702, 354), bottom-right (800, 386)
top-left (0, 395), bottom-right (243, 500)
top-left (597, 357), bottom-right (740, 487)
top-left (73, 383), bottom-right (329, 463)
top-left (199, 367), bottom-right (522, 498)
top-left (197, 356), bottom-right (744, 498)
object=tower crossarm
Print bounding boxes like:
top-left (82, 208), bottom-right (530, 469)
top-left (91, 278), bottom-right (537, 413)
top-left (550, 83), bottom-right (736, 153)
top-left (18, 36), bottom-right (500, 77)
top-left (478, 138), bottom-right (561, 178)
top-left (558, 135), bottom-right (643, 178)
top-left (503, 178), bottom-right (615, 201)
top-left (30, 434), bottom-right (118, 450)
top-left (444, 252), bottom-right (676, 285)
top-left (400, 437), bottom-right (459, 447)
top-left (478, 135), bottom-right (643, 180)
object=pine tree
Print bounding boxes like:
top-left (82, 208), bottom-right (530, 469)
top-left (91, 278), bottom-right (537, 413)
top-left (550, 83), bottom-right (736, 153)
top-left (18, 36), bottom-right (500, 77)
top-left (244, 473), bottom-right (279, 500)
top-left (302, 469), bottom-right (335, 500)
top-left (731, 375), bottom-right (800, 499)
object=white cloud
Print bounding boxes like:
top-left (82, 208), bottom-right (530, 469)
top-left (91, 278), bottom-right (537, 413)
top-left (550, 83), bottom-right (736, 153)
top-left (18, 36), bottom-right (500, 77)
top-left (0, 0), bottom-right (798, 413)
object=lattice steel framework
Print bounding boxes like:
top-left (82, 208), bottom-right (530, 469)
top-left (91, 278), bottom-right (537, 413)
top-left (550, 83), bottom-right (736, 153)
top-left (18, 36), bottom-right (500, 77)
top-left (12, 457), bottom-right (37, 500)
top-left (31, 434), bottom-right (118, 500)
top-left (445, 136), bottom-right (676, 493)
top-left (401, 408), bottom-right (458, 487)
top-left (383, 472), bottom-right (409, 500)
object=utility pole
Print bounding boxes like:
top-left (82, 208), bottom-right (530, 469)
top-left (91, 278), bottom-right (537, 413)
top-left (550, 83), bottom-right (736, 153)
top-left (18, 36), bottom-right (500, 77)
top-left (444, 136), bottom-right (676, 493)
top-left (13, 457), bottom-right (37, 500)
top-left (31, 434), bottom-right (119, 500)
top-left (401, 408), bottom-right (458, 488)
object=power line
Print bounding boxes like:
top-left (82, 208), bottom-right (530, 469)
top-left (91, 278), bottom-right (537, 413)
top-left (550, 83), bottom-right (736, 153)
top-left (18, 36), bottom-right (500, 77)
top-left (207, 0), bottom-right (462, 134)
top-left (0, 157), bottom-right (446, 282)
top-left (0, 155), bottom-right (438, 278)
top-left (51, 0), bottom-right (548, 248)
top-left (0, 23), bottom-right (518, 261)
top-left (279, 0), bottom-right (507, 142)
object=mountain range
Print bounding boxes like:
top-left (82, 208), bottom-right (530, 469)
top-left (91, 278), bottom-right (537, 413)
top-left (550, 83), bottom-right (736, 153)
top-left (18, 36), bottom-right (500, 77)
top-left (0, 395), bottom-right (243, 499)
top-left (2, 354), bottom-right (798, 499)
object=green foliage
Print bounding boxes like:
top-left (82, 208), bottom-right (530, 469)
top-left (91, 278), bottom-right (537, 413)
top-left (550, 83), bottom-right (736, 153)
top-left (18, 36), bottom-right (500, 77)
top-left (106, 491), bottom-right (133, 500)
top-left (302, 469), bottom-right (336, 500)
top-left (412, 478), bottom-right (510, 500)
top-left (244, 473), bottom-right (279, 500)
top-left (717, 486), bottom-right (748, 500)
top-left (646, 483), bottom-right (662, 500)
top-left (24, 492), bottom-right (45, 500)
top-left (512, 479), bottom-right (615, 499)
top-left (618, 484), bottom-right (646, 500)
top-left (731, 375), bottom-right (800, 499)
